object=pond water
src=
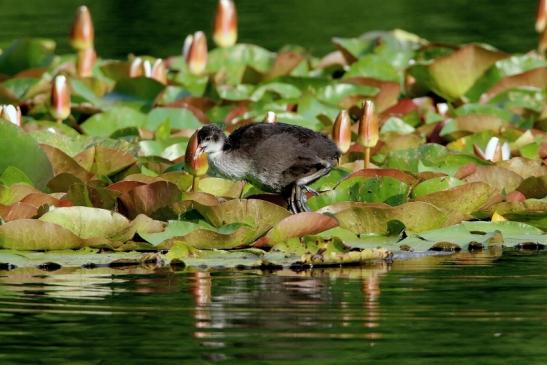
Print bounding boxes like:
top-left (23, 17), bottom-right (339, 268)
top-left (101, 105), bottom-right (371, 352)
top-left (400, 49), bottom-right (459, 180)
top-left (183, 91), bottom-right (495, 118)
top-left (0, 0), bottom-right (538, 58)
top-left (1, 249), bottom-right (547, 364)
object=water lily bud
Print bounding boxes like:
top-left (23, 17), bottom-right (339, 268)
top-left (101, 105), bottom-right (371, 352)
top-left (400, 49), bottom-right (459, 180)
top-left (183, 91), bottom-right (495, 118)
top-left (129, 57), bottom-right (144, 78)
top-left (506, 191), bottom-right (526, 202)
top-left (0, 105), bottom-right (22, 126)
top-left (472, 144), bottom-right (487, 160)
top-left (182, 34), bottom-right (193, 58)
top-left (142, 60), bottom-right (152, 78)
top-left (76, 47), bottom-right (96, 77)
top-left (263, 111), bottom-right (277, 123)
top-left (70, 6), bottom-right (94, 50)
top-left (483, 137), bottom-right (510, 162)
top-left (332, 110), bottom-right (352, 154)
top-left (185, 131), bottom-right (209, 177)
top-left (50, 75), bottom-right (71, 121)
top-left (151, 59), bottom-right (168, 84)
top-left (540, 26), bottom-right (547, 54)
top-left (436, 103), bottom-right (449, 117)
top-left (185, 31), bottom-right (208, 75)
top-left (537, 0), bottom-right (547, 33)
top-left (213, 0), bottom-right (238, 48)
top-left (358, 100), bottom-right (379, 148)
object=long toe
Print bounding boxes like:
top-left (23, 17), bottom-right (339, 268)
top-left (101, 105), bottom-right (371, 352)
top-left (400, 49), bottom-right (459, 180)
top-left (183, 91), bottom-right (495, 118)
top-left (295, 185), bottom-right (311, 213)
top-left (287, 185), bottom-right (298, 214)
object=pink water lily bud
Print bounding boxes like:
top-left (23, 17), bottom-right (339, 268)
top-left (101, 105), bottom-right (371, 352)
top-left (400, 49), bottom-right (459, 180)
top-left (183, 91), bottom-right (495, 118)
top-left (184, 31), bottom-right (208, 75)
top-left (151, 59), bottom-right (168, 84)
top-left (129, 58), bottom-right (142, 78)
top-left (50, 75), bottom-right (71, 121)
top-left (540, 26), bottom-right (547, 54)
top-left (263, 111), bottom-right (277, 123)
top-left (332, 110), bottom-right (352, 154)
top-left (537, 0), bottom-right (547, 33)
top-left (129, 57), bottom-right (145, 78)
top-left (0, 105), bottom-right (22, 126)
top-left (76, 47), bottom-right (96, 77)
top-left (358, 100), bottom-right (379, 148)
top-left (213, 0), bottom-right (238, 48)
top-left (185, 131), bottom-right (209, 177)
top-left (70, 6), bottom-right (94, 50)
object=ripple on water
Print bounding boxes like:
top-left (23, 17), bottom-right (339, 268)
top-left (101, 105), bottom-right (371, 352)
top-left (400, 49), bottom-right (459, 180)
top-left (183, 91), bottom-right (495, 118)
top-left (0, 251), bottom-right (547, 364)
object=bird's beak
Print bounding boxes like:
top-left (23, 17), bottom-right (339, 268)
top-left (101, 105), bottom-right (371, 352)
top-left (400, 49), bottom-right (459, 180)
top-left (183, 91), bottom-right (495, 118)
top-left (196, 145), bottom-right (205, 155)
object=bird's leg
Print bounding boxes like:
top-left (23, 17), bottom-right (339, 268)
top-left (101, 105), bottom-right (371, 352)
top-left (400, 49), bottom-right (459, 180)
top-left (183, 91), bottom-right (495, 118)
top-left (286, 184), bottom-right (298, 214)
top-left (294, 184), bottom-right (311, 213)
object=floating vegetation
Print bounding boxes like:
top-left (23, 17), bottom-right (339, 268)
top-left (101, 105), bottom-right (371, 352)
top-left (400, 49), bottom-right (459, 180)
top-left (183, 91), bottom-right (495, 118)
top-left (0, 2), bottom-right (546, 269)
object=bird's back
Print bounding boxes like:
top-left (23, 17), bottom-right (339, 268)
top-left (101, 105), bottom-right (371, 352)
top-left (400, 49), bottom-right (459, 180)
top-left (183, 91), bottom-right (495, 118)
top-left (228, 122), bottom-right (338, 157)
top-left (226, 123), bottom-right (340, 191)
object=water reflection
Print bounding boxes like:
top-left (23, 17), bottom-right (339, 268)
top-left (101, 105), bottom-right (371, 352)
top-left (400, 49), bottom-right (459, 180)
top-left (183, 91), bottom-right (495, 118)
top-left (0, 250), bottom-right (546, 364)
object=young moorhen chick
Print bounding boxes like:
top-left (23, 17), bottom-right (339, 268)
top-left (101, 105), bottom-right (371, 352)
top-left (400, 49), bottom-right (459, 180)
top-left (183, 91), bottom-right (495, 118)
top-left (196, 122), bottom-right (340, 213)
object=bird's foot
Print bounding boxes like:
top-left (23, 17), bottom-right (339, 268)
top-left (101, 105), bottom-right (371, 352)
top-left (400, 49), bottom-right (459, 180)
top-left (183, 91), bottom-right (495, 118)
top-left (287, 184), bottom-right (311, 214)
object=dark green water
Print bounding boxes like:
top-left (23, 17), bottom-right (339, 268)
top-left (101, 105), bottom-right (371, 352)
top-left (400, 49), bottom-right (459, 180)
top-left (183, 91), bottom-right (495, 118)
top-left (0, 0), bottom-right (538, 58)
top-left (1, 250), bottom-right (547, 364)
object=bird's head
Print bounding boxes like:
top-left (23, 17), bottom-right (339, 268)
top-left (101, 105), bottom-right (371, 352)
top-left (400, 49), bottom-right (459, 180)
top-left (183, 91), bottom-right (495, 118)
top-left (197, 124), bottom-right (226, 154)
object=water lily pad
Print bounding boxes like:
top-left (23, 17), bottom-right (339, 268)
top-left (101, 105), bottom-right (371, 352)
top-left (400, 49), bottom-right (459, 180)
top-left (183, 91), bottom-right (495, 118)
top-left (415, 182), bottom-right (494, 221)
top-left (0, 219), bottom-right (84, 250)
top-left (264, 212), bottom-right (339, 244)
top-left (0, 38), bottom-right (55, 75)
top-left (0, 121), bottom-right (53, 191)
top-left (117, 181), bottom-right (182, 219)
top-left (0, 166), bottom-right (33, 187)
top-left (39, 206), bottom-right (131, 241)
top-left (40, 144), bottom-right (91, 181)
top-left (517, 175), bottom-right (547, 199)
top-left (144, 107), bottom-right (202, 131)
top-left (409, 44), bottom-right (507, 101)
top-left (411, 176), bottom-right (464, 198)
top-left (105, 77), bottom-right (165, 109)
top-left (195, 199), bottom-right (290, 237)
top-left (81, 107), bottom-right (147, 137)
top-left (308, 176), bottom-right (410, 210)
top-left (463, 165), bottom-right (523, 193)
top-left (324, 201), bottom-right (447, 235)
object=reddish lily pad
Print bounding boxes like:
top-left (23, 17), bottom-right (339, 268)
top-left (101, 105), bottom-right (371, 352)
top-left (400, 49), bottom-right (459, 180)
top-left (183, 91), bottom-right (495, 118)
top-left (264, 212), bottom-right (339, 244)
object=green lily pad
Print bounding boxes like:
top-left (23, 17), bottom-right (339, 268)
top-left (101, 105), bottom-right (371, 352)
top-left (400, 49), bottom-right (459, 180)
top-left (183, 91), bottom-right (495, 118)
top-left (409, 44), bottom-right (507, 101)
top-left (411, 176), bottom-right (464, 198)
top-left (323, 201), bottom-right (447, 235)
top-left (0, 166), bottom-right (33, 187)
top-left (0, 38), bottom-right (55, 75)
top-left (81, 107), bottom-right (147, 137)
top-left (308, 176), bottom-right (410, 210)
top-left (0, 121), bottom-right (53, 191)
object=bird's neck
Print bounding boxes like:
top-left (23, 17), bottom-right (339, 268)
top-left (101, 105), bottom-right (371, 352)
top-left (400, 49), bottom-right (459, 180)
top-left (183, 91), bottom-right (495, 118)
top-left (207, 148), bottom-right (248, 180)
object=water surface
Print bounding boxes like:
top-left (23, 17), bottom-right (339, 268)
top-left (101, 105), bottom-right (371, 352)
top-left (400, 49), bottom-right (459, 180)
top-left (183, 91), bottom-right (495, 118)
top-left (1, 249), bottom-right (547, 364)
top-left (0, 0), bottom-right (537, 58)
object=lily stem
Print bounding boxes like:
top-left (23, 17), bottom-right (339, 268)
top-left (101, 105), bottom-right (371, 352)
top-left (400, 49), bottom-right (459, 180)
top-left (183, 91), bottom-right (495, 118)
top-left (364, 147), bottom-right (371, 169)
top-left (192, 176), bottom-right (200, 192)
